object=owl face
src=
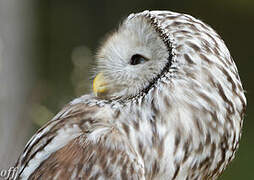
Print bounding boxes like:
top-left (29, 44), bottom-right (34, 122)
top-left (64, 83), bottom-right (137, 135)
top-left (94, 16), bottom-right (169, 99)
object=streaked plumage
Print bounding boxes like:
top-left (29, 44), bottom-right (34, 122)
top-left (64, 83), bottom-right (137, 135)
top-left (13, 10), bottom-right (246, 180)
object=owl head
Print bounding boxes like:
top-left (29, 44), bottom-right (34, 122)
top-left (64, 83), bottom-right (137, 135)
top-left (93, 10), bottom-right (245, 112)
top-left (93, 13), bottom-right (170, 100)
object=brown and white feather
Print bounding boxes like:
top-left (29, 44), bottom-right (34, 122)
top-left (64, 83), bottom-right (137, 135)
top-left (13, 10), bottom-right (246, 180)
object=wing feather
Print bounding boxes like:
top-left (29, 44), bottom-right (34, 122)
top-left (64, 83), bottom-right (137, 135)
top-left (14, 98), bottom-right (144, 180)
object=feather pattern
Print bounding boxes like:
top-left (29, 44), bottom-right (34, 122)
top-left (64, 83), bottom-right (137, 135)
top-left (13, 10), bottom-right (246, 180)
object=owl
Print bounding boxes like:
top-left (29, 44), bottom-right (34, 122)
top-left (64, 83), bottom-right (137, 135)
top-left (13, 10), bottom-right (246, 180)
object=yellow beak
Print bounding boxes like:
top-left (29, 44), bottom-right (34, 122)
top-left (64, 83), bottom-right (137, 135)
top-left (93, 72), bottom-right (108, 96)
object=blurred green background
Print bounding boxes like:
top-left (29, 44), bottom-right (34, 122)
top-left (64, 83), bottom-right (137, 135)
top-left (0, 0), bottom-right (253, 179)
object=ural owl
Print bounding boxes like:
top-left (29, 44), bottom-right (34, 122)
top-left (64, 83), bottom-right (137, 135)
top-left (13, 10), bottom-right (246, 180)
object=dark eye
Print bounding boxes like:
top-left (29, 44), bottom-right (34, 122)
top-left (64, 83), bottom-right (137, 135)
top-left (130, 54), bottom-right (147, 65)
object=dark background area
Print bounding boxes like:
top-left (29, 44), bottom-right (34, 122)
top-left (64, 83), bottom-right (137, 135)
top-left (0, 0), bottom-right (253, 179)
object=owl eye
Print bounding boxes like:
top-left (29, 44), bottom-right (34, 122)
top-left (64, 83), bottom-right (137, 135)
top-left (130, 54), bottom-right (147, 65)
